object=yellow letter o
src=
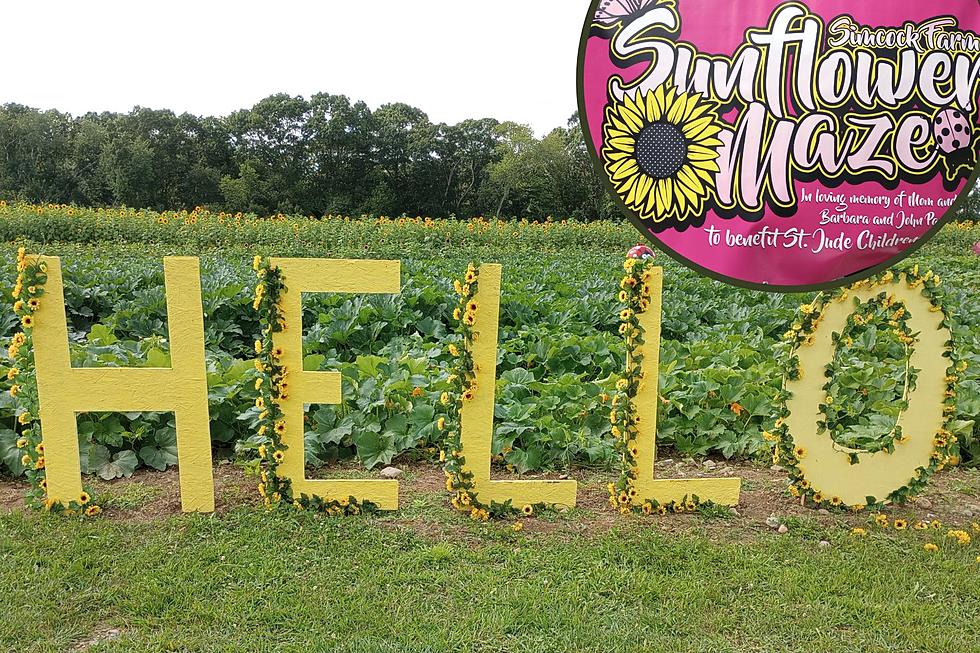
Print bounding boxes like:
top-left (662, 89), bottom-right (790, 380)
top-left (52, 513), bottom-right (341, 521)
top-left (782, 275), bottom-right (952, 508)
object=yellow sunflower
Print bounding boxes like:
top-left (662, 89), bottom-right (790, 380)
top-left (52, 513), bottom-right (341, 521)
top-left (602, 85), bottom-right (724, 228)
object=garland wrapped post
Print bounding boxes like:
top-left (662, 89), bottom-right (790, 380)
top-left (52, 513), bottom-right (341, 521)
top-left (250, 256), bottom-right (298, 511)
top-left (249, 256), bottom-right (400, 514)
top-left (440, 263), bottom-right (576, 520)
top-left (7, 248), bottom-right (100, 516)
top-left (440, 263), bottom-right (488, 520)
top-left (608, 254), bottom-right (740, 515)
top-left (773, 266), bottom-right (964, 511)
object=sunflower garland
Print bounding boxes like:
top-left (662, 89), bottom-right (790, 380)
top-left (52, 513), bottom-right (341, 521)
top-left (6, 248), bottom-right (100, 516)
top-left (602, 85), bottom-right (724, 230)
top-left (772, 266), bottom-right (962, 511)
top-left (250, 256), bottom-right (373, 516)
top-left (606, 255), bottom-right (707, 515)
top-left (439, 264), bottom-right (543, 521)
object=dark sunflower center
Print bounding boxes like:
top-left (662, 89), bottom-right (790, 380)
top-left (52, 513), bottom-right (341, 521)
top-left (635, 121), bottom-right (687, 179)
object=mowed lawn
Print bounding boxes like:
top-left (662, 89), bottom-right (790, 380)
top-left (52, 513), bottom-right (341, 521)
top-left (2, 507), bottom-right (978, 653)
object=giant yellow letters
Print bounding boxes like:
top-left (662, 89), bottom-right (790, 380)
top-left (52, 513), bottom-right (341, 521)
top-left (269, 258), bottom-right (401, 510)
top-left (458, 265), bottom-right (578, 508)
top-left (34, 257), bottom-right (214, 512)
top-left (631, 267), bottom-right (741, 506)
top-left (784, 277), bottom-right (951, 506)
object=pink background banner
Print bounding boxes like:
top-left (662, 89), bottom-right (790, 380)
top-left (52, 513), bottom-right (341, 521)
top-left (580, 0), bottom-right (980, 290)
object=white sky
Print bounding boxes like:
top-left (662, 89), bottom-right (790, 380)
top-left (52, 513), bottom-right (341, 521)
top-left (3, 0), bottom-right (585, 134)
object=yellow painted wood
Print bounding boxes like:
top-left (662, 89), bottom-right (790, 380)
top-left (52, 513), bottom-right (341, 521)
top-left (785, 279), bottom-right (950, 506)
top-left (34, 257), bottom-right (214, 512)
top-left (269, 258), bottom-right (401, 510)
top-left (632, 267), bottom-right (741, 506)
top-left (459, 265), bottom-right (578, 508)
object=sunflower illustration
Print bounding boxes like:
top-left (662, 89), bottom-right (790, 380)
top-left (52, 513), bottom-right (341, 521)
top-left (602, 85), bottom-right (724, 229)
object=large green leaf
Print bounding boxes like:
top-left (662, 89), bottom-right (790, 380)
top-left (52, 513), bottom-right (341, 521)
top-left (352, 430), bottom-right (395, 470)
top-left (138, 428), bottom-right (179, 471)
top-left (0, 429), bottom-right (26, 477)
top-left (89, 446), bottom-right (139, 480)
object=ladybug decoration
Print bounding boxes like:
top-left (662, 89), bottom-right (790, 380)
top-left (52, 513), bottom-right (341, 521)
top-left (933, 108), bottom-right (976, 181)
top-left (627, 244), bottom-right (656, 260)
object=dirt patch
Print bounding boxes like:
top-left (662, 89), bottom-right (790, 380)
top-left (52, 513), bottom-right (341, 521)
top-left (2, 459), bottom-right (978, 542)
top-left (68, 627), bottom-right (123, 652)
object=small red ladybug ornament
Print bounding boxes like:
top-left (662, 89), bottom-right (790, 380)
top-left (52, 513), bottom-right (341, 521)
top-left (627, 244), bottom-right (656, 260)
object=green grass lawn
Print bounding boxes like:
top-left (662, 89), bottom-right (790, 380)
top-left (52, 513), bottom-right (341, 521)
top-left (2, 507), bottom-right (978, 653)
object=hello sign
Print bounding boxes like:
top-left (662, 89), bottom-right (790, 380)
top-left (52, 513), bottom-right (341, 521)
top-left (579, 0), bottom-right (980, 290)
top-left (9, 254), bottom-right (956, 518)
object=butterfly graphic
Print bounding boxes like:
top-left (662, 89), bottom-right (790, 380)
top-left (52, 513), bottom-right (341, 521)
top-left (593, 0), bottom-right (675, 26)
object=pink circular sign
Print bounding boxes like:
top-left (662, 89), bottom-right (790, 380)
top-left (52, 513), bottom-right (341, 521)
top-left (579, 0), bottom-right (980, 290)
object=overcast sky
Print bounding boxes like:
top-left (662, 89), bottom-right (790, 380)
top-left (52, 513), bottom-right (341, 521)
top-left (4, 0), bottom-right (586, 134)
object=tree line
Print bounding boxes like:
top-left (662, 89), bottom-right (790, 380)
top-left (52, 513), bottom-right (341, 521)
top-left (0, 94), bottom-right (618, 220)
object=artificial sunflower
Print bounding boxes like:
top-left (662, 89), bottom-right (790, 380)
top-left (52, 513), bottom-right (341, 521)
top-left (602, 85), bottom-right (724, 229)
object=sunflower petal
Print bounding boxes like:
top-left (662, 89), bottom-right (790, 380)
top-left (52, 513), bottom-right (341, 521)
top-left (677, 178), bottom-right (701, 206)
top-left (667, 92), bottom-right (688, 123)
top-left (619, 106), bottom-right (645, 132)
top-left (682, 116), bottom-right (714, 139)
top-left (609, 112), bottom-right (635, 135)
top-left (645, 181), bottom-right (659, 215)
top-left (675, 177), bottom-right (688, 213)
top-left (642, 175), bottom-right (658, 204)
top-left (610, 160), bottom-right (640, 180)
top-left (657, 178), bottom-right (672, 214)
top-left (619, 170), bottom-right (639, 190)
top-left (677, 166), bottom-right (705, 194)
top-left (653, 85), bottom-right (667, 118)
top-left (691, 164), bottom-right (716, 184)
top-left (645, 90), bottom-right (662, 122)
top-left (696, 137), bottom-right (724, 149)
top-left (623, 92), bottom-right (648, 124)
top-left (608, 137), bottom-right (636, 153)
top-left (683, 99), bottom-right (712, 123)
top-left (691, 158), bottom-right (721, 173)
top-left (687, 144), bottom-right (720, 160)
top-left (690, 124), bottom-right (723, 142)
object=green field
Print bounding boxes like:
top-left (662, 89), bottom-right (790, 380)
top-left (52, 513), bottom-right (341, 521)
top-left (1, 204), bottom-right (977, 478)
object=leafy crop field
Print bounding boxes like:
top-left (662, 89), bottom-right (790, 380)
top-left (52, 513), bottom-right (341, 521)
top-left (0, 202), bottom-right (978, 481)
